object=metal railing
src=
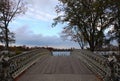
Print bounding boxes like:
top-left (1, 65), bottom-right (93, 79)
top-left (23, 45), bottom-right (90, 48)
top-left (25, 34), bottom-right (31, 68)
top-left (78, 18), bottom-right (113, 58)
top-left (0, 48), bottom-right (50, 80)
top-left (115, 63), bottom-right (120, 79)
top-left (72, 49), bottom-right (120, 81)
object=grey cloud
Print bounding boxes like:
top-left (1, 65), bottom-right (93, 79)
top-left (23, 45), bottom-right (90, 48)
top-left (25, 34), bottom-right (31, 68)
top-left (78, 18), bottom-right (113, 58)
top-left (14, 26), bottom-right (79, 48)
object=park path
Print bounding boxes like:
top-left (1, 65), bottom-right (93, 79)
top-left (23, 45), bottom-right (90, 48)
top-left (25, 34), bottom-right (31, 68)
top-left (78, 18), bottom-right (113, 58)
top-left (17, 55), bottom-right (101, 81)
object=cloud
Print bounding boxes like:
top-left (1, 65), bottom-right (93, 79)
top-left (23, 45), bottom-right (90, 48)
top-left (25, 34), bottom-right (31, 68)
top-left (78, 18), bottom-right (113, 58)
top-left (14, 26), bottom-right (79, 48)
top-left (9, 0), bottom-right (61, 37)
top-left (28, 0), bottom-right (58, 10)
top-left (9, 0), bottom-right (79, 48)
top-left (24, 0), bottom-right (58, 22)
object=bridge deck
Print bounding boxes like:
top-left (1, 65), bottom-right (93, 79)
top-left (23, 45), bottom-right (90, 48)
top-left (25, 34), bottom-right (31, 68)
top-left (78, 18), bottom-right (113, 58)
top-left (16, 55), bottom-right (101, 81)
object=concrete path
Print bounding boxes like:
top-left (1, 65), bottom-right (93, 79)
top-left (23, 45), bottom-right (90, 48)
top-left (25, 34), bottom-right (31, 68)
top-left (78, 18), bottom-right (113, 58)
top-left (17, 55), bottom-right (100, 81)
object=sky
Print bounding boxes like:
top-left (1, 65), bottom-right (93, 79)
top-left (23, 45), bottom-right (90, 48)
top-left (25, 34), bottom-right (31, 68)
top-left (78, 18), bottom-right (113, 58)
top-left (9, 0), bottom-right (80, 48)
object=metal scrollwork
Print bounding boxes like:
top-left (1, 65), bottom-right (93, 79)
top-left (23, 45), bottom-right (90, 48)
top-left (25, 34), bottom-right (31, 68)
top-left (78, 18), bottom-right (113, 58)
top-left (0, 55), bottom-right (14, 81)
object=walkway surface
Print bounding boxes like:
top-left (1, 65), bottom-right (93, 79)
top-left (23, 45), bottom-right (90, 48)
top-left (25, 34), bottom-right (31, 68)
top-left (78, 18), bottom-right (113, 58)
top-left (17, 55), bottom-right (100, 81)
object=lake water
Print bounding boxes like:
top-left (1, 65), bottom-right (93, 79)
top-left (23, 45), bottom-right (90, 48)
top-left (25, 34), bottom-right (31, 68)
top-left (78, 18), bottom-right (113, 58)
top-left (52, 51), bottom-right (71, 56)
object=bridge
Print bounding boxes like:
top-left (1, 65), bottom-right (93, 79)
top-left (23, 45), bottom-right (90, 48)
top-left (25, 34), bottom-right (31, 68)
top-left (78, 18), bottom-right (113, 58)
top-left (0, 49), bottom-right (120, 81)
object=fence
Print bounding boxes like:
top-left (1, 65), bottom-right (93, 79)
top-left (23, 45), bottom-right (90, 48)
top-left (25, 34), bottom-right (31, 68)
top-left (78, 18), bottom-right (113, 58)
top-left (72, 49), bottom-right (120, 81)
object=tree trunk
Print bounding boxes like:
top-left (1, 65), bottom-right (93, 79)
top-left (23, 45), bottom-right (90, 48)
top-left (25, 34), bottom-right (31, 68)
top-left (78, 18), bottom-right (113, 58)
top-left (89, 43), bottom-right (95, 52)
top-left (5, 26), bottom-right (9, 50)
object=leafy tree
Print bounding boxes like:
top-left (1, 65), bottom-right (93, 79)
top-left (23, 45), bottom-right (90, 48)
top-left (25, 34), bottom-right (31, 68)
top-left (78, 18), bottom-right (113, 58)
top-left (108, 0), bottom-right (120, 53)
top-left (0, 0), bottom-right (26, 50)
top-left (53, 0), bottom-right (114, 51)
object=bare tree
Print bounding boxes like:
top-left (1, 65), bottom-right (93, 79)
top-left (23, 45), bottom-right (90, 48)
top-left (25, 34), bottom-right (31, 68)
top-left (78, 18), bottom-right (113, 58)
top-left (0, 28), bottom-right (15, 44)
top-left (61, 26), bottom-right (87, 49)
top-left (0, 0), bottom-right (26, 50)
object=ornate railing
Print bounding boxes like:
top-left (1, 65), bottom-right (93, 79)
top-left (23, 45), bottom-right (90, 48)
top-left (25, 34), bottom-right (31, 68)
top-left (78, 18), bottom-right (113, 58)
top-left (115, 63), bottom-right (120, 79)
top-left (0, 48), bottom-right (50, 80)
top-left (72, 49), bottom-right (120, 81)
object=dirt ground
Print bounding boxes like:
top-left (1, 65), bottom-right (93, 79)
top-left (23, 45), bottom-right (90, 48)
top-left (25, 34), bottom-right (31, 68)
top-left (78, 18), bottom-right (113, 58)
top-left (17, 55), bottom-right (101, 81)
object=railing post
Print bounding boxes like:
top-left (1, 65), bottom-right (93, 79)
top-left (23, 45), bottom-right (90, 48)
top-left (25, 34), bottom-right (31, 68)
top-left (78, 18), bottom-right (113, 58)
top-left (0, 55), bottom-right (14, 81)
top-left (118, 29), bottom-right (120, 55)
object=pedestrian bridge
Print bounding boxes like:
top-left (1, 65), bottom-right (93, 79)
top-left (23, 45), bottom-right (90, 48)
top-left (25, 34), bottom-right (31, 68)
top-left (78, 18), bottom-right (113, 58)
top-left (0, 49), bottom-right (120, 81)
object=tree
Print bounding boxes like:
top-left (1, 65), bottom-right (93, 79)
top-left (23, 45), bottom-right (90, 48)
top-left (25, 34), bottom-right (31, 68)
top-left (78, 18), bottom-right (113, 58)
top-left (0, 0), bottom-right (26, 50)
top-left (104, 0), bottom-right (120, 54)
top-left (61, 26), bottom-right (87, 49)
top-left (108, 0), bottom-right (120, 54)
top-left (74, 32), bottom-right (87, 49)
top-left (0, 28), bottom-right (15, 44)
top-left (53, 0), bottom-right (114, 51)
